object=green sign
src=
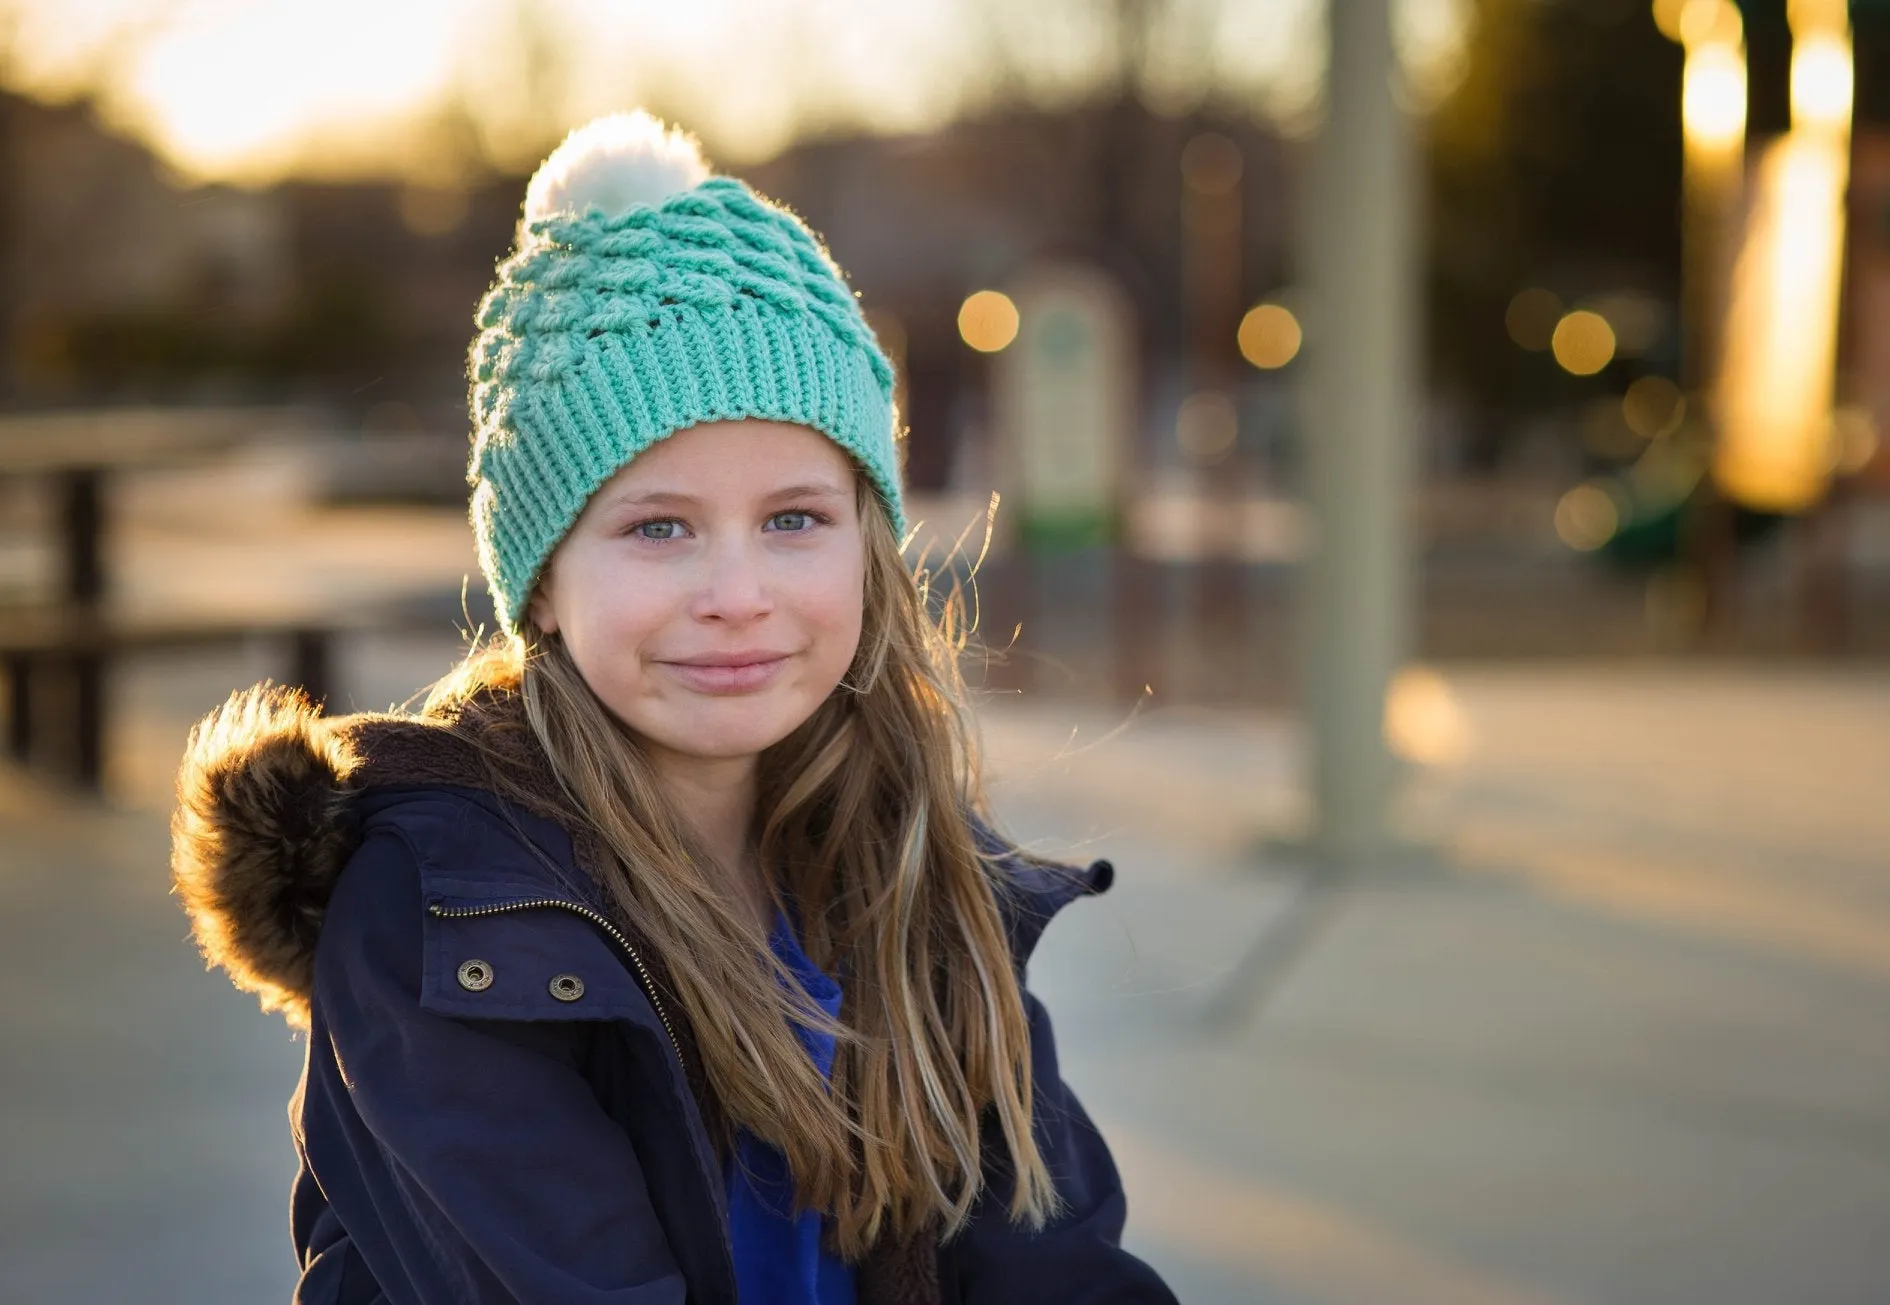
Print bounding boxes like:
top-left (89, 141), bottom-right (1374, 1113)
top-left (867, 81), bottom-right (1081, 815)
top-left (993, 267), bottom-right (1134, 555)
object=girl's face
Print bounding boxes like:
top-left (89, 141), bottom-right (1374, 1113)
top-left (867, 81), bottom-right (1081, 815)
top-left (529, 420), bottom-right (866, 770)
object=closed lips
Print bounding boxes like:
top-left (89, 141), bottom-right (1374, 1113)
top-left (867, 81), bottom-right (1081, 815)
top-left (658, 652), bottom-right (792, 693)
top-left (665, 651), bottom-right (790, 667)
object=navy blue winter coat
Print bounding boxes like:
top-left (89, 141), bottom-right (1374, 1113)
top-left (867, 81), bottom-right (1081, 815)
top-left (171, 687), bottom-right (1178, 1305)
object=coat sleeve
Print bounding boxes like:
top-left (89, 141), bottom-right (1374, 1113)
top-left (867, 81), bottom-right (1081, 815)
top-left (938, 990), bottom-right (1178, 1305)
top-left (298, 827), bottom-right (689, 1305)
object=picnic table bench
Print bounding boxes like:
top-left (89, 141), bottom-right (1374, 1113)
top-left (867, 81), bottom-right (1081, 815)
top-left (1, 591), bottom-right (461, 789)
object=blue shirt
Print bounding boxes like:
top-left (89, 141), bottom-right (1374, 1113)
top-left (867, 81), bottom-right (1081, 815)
top-left (724, 914), bottom-right (856, 1305)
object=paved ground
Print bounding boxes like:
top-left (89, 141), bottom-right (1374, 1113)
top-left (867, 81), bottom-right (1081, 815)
top-left (3, 645), bottom-right (1888, 1303)
top-left (982, 669), bottom-right (1890, 1304)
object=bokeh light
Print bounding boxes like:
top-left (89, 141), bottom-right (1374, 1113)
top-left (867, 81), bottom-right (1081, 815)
top-left (1384, 665), bottom-right (1470, 767)
top-left (1679, 0), bottom-right (1744, 51)
top-left (1505, 288), bottom-right (1562, 351)
top-left (1554, 483), bottom-right (1621, 551)
top-left (1622, 376), bottom-right (1686, 439)
top-left (1791, 31), bottom-right (1853, 134)
top-left (1683, 41), bottom-right (1747, 150)
top-left (1714, 134), bottom-right (1845, 511)
top-left (1176, 391), bottom-right (1238, 464)
top-left (1394, 0), bottom-right (1478, 110)
top-left (1552, 310), bottom-right (1617, 376)
top-left (1238, 303), bottom-right (1302, 369)
top-left (1653, 0), bottom-right (1689, 44)
top-left (957, 290), bottom-right (1019, 353)
top-left (1831, 406), bottom-right (1879, 475)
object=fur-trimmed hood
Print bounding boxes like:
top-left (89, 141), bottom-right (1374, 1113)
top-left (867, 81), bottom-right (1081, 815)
top-left (170, 685), bottom-right (544, 1029)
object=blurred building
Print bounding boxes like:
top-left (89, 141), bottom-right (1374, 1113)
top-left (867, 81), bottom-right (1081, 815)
top-left (747, 104), bottom-right (1293, 493)
top-left (0, 90), bottom-right (520, 424)
top-left (0, 92), bottom-right (290, 403)
top-left (0, 88), bottom-right (1300, 497)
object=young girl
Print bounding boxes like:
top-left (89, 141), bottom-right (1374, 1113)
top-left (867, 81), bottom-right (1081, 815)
top-left (172, 112), bottom-right (1175, 1305)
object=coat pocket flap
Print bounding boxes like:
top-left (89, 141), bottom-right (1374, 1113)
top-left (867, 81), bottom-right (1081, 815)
top-left (420, 894), bottom-right (661, 1029)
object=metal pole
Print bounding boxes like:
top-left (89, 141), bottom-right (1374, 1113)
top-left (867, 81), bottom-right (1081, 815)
top-left (1299, 0), bottom-right (1417, 866)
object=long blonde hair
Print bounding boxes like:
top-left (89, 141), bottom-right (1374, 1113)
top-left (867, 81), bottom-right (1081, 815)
top-left (426, 481), bottom-right (1055, 1256)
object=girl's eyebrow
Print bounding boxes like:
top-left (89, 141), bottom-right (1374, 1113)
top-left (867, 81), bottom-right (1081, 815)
top-left (611, 489), bottom-right (698, 509)
top-left (763, 482), bottom-right (849, 501)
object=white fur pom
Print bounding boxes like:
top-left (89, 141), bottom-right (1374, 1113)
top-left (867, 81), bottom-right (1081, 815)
top-left (523, 112), bottom-right (711, 225)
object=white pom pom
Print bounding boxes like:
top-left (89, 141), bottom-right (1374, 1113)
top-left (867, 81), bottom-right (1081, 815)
top-left (523, 111), bottom-right (711, 226)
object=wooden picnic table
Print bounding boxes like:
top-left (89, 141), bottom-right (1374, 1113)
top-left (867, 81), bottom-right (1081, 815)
top-left (0, 407), bottom-right (320, 788)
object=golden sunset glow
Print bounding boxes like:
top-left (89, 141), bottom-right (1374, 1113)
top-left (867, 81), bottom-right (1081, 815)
top-left (0, 0), bottom-right (1476, 184)
top-left (126, 1), bottom-right (459, 182)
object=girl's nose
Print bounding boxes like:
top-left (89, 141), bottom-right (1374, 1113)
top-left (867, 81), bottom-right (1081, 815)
top-left (690, 541), bottom-right (773, 624)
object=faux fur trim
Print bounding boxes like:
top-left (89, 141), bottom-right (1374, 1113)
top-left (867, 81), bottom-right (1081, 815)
top-left (167, 682), bottom-right (536, 1029)
top-left (170, 685), bottom-right (364, 1029)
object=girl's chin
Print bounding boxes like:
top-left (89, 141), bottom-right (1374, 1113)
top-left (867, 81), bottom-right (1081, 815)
top-left (631, 701), bottom-right (817, 763)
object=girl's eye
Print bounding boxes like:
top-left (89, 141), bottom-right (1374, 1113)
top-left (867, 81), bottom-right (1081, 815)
top-left (766, 510), bottom-right (818, 533)
top-left (631, 519), bottom-right (681, 541)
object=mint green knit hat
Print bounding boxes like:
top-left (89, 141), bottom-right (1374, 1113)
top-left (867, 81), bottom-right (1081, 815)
top-left (468, 112), bottom-right (904, 632)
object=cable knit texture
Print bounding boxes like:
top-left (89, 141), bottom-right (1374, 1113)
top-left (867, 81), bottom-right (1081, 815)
top-left (469, 174), bottom-right (904, 630)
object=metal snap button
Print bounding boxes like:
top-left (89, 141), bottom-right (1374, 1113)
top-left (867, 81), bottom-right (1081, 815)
top-left (548, 973), bottom-right (585, 1003)
top-left (456, 959), bottom-right (494, 992)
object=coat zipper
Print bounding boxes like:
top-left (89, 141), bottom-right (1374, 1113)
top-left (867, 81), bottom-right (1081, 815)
top-left (427, 898), bottom-right (683, 1064)
top-left (430, 897), bottom-right (740, 1293)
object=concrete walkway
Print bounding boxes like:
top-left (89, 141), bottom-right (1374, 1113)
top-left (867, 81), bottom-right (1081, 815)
top-left (3, 654), bottom-right (1888, 1303)
top-left (984, 668), bottom-right (1890, 1304)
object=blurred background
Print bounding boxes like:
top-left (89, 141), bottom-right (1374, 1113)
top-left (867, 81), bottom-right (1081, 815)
top-left (2, 1), bottom-right (1888, 1302)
